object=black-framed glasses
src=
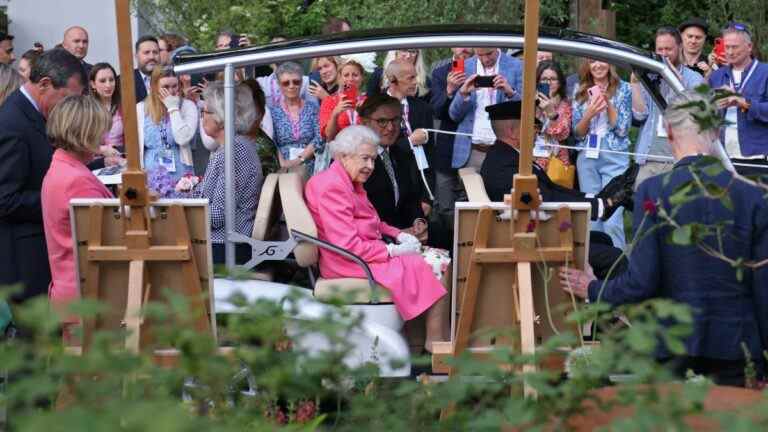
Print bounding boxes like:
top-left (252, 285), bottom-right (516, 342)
top-left (539, 77), bottom-right (558, 83)
top-left (369, 116), bottom-right (402, 128)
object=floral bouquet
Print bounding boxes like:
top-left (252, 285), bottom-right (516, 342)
top-left (147, 167), bottom-right (199, 198)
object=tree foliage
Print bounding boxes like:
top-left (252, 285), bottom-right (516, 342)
top-left (614, 0), bottom-right (768, 56)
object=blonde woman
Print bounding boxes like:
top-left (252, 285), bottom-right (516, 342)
top-left (0, 63), bottom-right (22, 106)
top-left (367, 49), bottom-right (431, 102)
top-left (137, 66), bottom-right (198, 184)
top-left (41, 95), bottom-right (112, 334)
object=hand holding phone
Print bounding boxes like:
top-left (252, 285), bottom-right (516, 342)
top-left (537, 83), bottom-right (550, 97)
top-left (343, 85), bottom-right (358, 103)
top-left (451, 57), bottom-right (464, 74)
top-left (713, 37), bottom-right (725, 65)
top-left (587, 85), bottom-right (603, 101)
top-left (475, 75), bottom-right (496, 88)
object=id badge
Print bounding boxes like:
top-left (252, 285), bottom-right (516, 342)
top-left (656, 114), bottom-right (668, 138)
top-left (159, 149), bottom-right (176, 172)
top-left (288, 147), bottom-right (304, 161)
top-left (585, 134), bottom-right (601, 159)
top-left (412, 144), bottom-right (430, 170)
top-left (533, 135), bottom-right (551, 158)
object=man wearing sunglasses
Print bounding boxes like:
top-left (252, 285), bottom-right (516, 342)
top-left (0, 32), bottom-right (14, 65)
top-left (708, 22), bottom-right (768, 176)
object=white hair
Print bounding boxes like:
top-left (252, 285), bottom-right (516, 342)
top-left (202, 81), bottom-right (258, 135)
top-left (380, 49), bottom-right (429, 96)
top-left (722, 27), bottom-right (752, 45)
top-left (664, 90), bottom-right (735, 173)
top-left (328, 125), bottom-right (380, 157)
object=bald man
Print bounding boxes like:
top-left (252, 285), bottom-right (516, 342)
top-left (62, 26), bottom-right (91, 76)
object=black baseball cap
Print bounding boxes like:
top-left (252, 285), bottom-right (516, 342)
top-left (678, 18), bottom-right (709, 35)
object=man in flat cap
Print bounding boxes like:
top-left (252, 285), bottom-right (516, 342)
top-left (679, 18), bottom-right (711, 77)
top-left (478, 99), bottom-right (637, 278)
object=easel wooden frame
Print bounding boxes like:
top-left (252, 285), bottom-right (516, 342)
top-left (70, 199), bottom-right (215, 352)
top-left (432, 202), bottom-right (589, 373)
top-left (436, 0), bottom-right (583, 417)
top-left (70, 0), bottom-right (214, 356)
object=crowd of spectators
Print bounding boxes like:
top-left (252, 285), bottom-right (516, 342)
top-left (0, 15), bottom-right (766, 378)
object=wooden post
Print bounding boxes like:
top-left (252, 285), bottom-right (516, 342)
top-left (517, 0), bottom-right (540, 176)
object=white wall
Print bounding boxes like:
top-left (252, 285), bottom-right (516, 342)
top-left (6, 0), bottom-right (138, 69)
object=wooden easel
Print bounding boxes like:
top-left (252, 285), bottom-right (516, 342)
top-left (435, 0), bottom-right (581, 417)
top-left (79, 0), bottom-right (211, 354)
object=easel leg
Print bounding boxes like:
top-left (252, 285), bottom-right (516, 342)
top-left (125, 260), bottom-right (145, 353)
top-left (441, 208), bottom-right (494, 420)
top-left (170, 205), bottom-right (211, 335)
top-left (517, 262), bottom-right (537, 398)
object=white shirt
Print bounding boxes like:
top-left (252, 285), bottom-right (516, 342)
top-left (471, 52), bottom-right (500, 145)
top-left (20, 86), bottom-right (40, 112)
top-left (724, 70), bottom-right (742, 158)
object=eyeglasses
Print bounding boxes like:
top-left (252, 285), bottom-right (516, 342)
top-left (369, 116), bottom-right (403, 128)
top-left (398, 49), bottom-right (418, 56)
top-left (280, 79), bottom-right (302, 87)
top-left (539, 77), bottom-right (558, 83)
top-left (724, 21), bottom-right (751, 36)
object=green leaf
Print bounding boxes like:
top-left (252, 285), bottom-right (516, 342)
top-left (671, 225), bottom-right (693, 246)
top-left (669, 183), bottom-right (694, 207)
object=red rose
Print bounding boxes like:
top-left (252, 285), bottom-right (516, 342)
top-left (642, 199), bottom-right (657, 215)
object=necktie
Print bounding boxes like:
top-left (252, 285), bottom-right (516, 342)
top-left (144, 75), bottom-right (150, 93)
top-left (380, 150), bottom-right (399, 206)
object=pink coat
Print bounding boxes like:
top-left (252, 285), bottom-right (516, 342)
top-left (305, 161), bottom-right (446, 320)
top-left (42, 149), bottom-right (113, 322)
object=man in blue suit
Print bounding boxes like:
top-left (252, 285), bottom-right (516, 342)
top-left (430, 48), bottom-right (473, 219)
top-left (449, 48), bottom-right (522, 170)
top-left (0, 49), bottom-right (85, 305)
top-left (560, 90), bottom-right (768, 386)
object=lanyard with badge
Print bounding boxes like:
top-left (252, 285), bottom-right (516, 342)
top-left (731, 60), bottom-right (758, 93)
top-left (158, 115), bottom-right (176, 172)
top-left (586, 108), bottom-right (607, 159)
top-left (400, 99), bottom-right (434, 200)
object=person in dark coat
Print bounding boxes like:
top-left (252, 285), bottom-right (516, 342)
top-left (560, 90), bottom-right (768, 386)
top-left (0, 48), bottom-right (86, 304)
top-left (359, 94), bottom-right (452, 250)
top-left (479, 100), bottom-right (635, 222)
top-left (132, 36), bottom-right (160, 103)
top-left (429, 48), bottom-right (474, 220)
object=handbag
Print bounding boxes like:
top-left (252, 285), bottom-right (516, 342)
top-left (546, 154), bottom-right (575, 189)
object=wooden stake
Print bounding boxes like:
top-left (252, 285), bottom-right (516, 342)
top-left (517, 0), bottom-right (540, 177)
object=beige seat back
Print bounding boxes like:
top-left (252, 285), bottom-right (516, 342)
top-left (252, 173), bottom-right (281, 241)
top-left (277, 172), bottom-right (318, 267)
top-left (459, 167), bottom-right (491, 202)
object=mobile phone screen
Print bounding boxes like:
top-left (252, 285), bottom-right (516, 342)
top-left (537, 83), bottom-right (550, 95)
top-left (475, 75), bottom-right (495, 88)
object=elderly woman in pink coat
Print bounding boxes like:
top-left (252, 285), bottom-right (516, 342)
top-left (305, 125), bottom-right (448, 352)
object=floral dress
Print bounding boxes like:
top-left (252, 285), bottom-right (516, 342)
top-left (269, 99), bottom-right (324, 175)
top-left (143, 113), bottom-right (193, 186)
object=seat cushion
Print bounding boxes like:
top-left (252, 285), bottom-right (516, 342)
top-left (314, 278), bottom-right (393, 304)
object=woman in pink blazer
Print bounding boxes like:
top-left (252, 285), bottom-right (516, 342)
top-left (42, 95), bottom-right (113, 337)
top-left (305, 125), bottom-right (448, 351)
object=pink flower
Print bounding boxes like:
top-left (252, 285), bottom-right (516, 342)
top-left (558, 221), bottom-right (572, 232)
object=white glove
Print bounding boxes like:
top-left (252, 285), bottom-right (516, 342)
top-left (387, 242), bottom-right (421, 257)
top-left (397, 232), bottom-right (421, 246)
top-left (162, 95), bottom-right (181, 111)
